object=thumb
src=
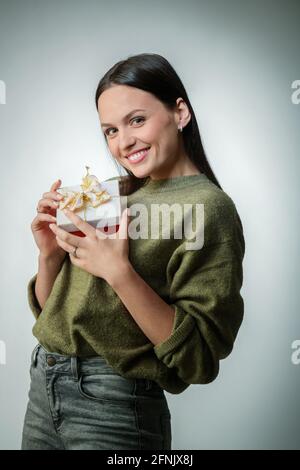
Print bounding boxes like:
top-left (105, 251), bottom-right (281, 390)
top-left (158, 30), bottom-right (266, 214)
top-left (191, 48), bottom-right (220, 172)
top-left (118, 208), bottom-right (130, 240)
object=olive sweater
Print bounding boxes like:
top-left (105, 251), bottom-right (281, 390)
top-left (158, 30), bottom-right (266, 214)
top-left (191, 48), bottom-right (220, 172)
top-left (27, 173), bottom-right (245, 394)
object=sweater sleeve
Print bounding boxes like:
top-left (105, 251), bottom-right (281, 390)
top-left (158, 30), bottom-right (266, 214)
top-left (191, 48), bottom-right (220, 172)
top-left (27, 273), bottom-right (42, 320)
top-left (153, 195), bottom-right (245, 385)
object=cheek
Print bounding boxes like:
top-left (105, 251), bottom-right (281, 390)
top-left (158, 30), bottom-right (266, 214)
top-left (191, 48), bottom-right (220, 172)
top-left (150, 122), bottom-right (176, 151)
top-left (106, 140), bottom-right (119, 158)
top-left (144, 120), bottom-right (169, 145)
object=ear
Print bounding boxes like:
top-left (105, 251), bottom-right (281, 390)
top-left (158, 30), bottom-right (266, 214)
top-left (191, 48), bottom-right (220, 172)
top-left (175, 97), bottom-right (191, 128)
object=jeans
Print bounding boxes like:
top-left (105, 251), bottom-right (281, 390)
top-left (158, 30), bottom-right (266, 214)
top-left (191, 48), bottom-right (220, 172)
top-left (21, 343), bottom-right (172, 450)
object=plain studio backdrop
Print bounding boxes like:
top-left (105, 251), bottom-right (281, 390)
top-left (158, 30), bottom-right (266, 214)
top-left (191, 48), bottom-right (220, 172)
top-left (0, 0), bottom-right (299, 450)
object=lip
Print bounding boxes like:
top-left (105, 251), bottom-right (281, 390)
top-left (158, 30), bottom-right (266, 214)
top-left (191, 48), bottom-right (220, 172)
top-left (127, 147), bottom-right (150, 165)
top-left (125, 147), bottom-right (150, 158)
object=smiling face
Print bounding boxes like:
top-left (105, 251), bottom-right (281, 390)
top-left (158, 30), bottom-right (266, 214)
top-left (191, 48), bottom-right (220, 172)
top-left (97, 84), bottom-right (198, 180)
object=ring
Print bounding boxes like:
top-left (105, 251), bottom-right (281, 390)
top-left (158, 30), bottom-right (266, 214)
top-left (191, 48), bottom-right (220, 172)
top-left (73, 246), bottom-right (78, 258)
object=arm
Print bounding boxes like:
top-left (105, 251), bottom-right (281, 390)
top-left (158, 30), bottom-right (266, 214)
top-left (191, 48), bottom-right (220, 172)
top-left (28, 178), bottom-right (67, 319)
top-left (110, 197), bottom-right (245, 386)
top-left (28, 254), bottom-right (64, 319)
top-left (36, 254), bottom-right (64, 309)
top-left (110, 263), bottom-right (176, 346)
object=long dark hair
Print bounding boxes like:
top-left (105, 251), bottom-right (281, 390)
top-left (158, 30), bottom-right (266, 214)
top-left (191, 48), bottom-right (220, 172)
top-left (95, 53), bottom-right (222, 193)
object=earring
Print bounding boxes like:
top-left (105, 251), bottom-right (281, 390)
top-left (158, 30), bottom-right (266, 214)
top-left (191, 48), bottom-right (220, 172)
top-left (178, 123), bottom-right (183, 132)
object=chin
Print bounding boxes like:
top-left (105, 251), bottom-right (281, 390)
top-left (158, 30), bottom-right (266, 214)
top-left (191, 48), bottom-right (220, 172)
top-left (130, 171), bottom-right (150, 179)
top-left (126, 165), bottom-right (151, 179)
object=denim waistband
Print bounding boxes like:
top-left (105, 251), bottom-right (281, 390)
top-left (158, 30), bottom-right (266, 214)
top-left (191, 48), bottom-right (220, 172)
top-left (31, 343), bottom-right (154, 391)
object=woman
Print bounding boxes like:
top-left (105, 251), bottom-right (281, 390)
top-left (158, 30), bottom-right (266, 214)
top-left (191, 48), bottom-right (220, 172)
top-left (22, 53), bottom-right (245, 450)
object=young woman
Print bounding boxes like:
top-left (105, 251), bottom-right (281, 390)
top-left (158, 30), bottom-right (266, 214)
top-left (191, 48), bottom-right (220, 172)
top-left (22, 53), bottom-right (245, 450)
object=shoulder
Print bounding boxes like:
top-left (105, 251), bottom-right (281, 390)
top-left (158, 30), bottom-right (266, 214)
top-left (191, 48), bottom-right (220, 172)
top-left (188, 178), bottom-right (235, 207)
top-left (189, 181), bottom-right (244, 246)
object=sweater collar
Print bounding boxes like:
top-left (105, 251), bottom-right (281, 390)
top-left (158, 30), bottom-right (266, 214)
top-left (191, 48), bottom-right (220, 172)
top-left (139, 173), bottom-right (210, 193)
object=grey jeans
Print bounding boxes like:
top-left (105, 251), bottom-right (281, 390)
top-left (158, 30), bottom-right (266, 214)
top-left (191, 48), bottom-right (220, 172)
top-left (21, 343), bottom-right (172, 450)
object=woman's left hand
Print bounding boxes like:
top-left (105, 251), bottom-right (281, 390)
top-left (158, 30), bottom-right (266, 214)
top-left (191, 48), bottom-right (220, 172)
top-left (49, 207), bottom-right (131, 285)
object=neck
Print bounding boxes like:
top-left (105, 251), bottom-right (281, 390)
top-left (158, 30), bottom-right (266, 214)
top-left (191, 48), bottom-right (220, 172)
top-left (149, 147), bottom-right (201, 180)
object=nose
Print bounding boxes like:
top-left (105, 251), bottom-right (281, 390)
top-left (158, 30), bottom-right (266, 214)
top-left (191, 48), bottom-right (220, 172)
top-left (118, 129), bottom-right (136, 156)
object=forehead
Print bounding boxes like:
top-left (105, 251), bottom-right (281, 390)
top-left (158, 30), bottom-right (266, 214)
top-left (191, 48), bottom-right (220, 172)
top-left (98, 85), bottom-right (161, 120)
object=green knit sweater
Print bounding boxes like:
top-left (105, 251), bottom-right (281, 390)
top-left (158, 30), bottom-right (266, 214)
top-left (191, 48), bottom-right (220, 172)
top-left (27, 173), bottom-right (245, 394)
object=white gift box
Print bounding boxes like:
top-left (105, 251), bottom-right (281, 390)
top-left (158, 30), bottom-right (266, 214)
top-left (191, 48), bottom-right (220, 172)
top-left (56, 179), bottom-right (126, 234)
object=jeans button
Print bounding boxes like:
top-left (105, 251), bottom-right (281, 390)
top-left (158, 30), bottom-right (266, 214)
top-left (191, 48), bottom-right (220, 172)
top-left (47, 356), bottom-right (56, 366)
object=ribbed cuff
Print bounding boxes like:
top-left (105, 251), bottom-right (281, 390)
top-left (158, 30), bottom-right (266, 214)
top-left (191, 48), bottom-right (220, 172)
top-left (27, 273), bottom-right (42, 320)
top-left (153, 305), bottom-right (195, 360)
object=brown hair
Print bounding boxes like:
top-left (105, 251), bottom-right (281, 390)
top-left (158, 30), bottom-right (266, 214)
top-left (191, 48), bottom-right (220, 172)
top-left (95, 53), bottom-right (223, 194)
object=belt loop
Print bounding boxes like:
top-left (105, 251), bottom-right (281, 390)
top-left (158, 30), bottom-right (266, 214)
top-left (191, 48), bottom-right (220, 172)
top-left (145, 379), bottom-right (152, 391)
top-left (31, 344), bottom-right (40, 368)
top-left (71, 356), bottom-right (79, 381)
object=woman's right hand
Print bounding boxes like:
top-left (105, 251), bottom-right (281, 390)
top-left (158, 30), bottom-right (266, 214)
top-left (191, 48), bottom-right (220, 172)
top-left (31, 179), bottom-right (67, 262)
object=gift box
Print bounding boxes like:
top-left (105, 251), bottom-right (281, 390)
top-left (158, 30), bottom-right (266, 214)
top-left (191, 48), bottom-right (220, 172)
top-left (56, 166), bottom-right (126, 237)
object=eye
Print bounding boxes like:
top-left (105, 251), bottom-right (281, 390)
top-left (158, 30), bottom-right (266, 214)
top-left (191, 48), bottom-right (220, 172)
top-left (104, 116), bottom-right (145, 137)
top-left (104, 127), bottom-right (116, 137)
top-left (131, 116), bottom-right (145, 125)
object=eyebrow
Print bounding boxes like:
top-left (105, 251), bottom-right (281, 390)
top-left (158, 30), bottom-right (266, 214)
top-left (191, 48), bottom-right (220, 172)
top-left (101, 109), bottom-right (146, 128)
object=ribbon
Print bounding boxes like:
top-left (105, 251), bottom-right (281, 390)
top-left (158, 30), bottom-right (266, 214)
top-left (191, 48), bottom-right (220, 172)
top-left (58, 166), bottom-right (111, 221)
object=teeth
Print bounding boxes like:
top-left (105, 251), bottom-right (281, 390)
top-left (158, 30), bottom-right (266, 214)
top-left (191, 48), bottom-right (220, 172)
top-left (128, 148), bottom-right (149, 160)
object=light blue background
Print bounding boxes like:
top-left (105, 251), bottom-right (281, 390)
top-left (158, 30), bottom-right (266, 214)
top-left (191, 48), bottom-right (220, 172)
top-left (0, 0), bottom-right (299, 449)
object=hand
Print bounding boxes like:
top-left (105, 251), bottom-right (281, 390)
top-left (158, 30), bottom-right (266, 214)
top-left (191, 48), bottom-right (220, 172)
top-left (31, 179), bottom-right (67, 262)
top-left (49, 207), bottom-right (131, 284)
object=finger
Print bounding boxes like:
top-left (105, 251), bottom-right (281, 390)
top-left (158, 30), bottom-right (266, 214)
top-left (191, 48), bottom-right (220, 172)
top-left (31, 213), bottom-right (57, 227)
top-left (54, 236), bottom-right (83, 265)
top-left (50, 179), bottom-right (61, 192)
top-left (49, 223), bottom-right (85, 248)
top-left (37, 198), bottom-right (61, 212)
top-left (54, 235), bottom-right (78, 255)
top-left (62, 208), bottom-right (96, 238)
top-left (117, 208), bottom-right (130, 240)
top-left (42, 191), bottom-right (64, 201)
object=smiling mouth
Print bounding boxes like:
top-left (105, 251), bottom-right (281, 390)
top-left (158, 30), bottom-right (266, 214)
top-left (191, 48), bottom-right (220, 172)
top-left (126, 147), bottom-right (151, 163)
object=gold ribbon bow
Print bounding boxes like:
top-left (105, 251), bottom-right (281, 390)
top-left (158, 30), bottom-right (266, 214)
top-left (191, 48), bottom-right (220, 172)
top-left (58, 166), bottom-right (111, 221)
